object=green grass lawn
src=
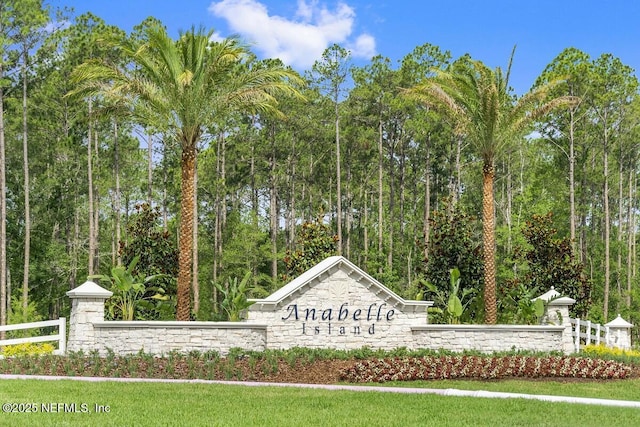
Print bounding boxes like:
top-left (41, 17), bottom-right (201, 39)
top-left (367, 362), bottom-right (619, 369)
top-left (376, 378), bottom-right (640, 401)
top-left (1, 379), bottom-right (639, 427)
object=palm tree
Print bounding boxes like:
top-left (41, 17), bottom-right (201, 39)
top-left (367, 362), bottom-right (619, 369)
top-left (404, 51), bottom-right (574, 324)
top-left (69, 23), bottom-right (304, 320)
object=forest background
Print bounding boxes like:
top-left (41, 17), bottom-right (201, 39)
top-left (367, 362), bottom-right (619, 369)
top-left (1, 1), bottom-right (639, 338)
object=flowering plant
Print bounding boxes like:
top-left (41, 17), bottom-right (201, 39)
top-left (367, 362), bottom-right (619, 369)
top-left (339, 355), bottom-right (632, 383)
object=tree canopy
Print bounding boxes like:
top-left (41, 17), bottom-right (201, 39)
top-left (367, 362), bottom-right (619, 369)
top-left (1, 8), bottom-right (639, 332)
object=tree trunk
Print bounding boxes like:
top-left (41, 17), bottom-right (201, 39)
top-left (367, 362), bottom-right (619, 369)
top-left (71, 196), bottom-right (80, 290)
top-left (212, 133), bottom-right (225, 308)
top-left (176, 140), bottom-right (197, 321)
top-left (147, 132), bottom-right (153, 205)
top-left (568, 110), bottom-right (577, 252)
top-left (345, 155), bottom-right (352, 258)
top-left (22, 47), bottom-right (30, 317)
top-left (423, 134), bottom-right (431, 258)
top-left (289, 161), bottom-right (296, 252)
top-left (286, 137), bottom-right (296, 252)
top-left (335, 100), bottom-right (342, 255)
top-left (192, 159), bottom-right (199, 316)
top-left (455, 136), bottom-right (462, 202)
top-left (603, 124), bottom-right (611, 321)
top-left (363, 185), bottom-right (369, 265)
top-left (0, 65), bottom-right (7, 334)
top-left (627, 167), bottom-right (634, 308)
top-left (579, 151), bottom-right (589, 266)
top-left (250, 135), bottom-right (257, 216)
top-left (114, 119), bottom-right (121, 265)
top-left (482, 162), bottom-right (497, 324)
top-left (87, 99), bottom-right (95, 275)
top-left (162, 136), bottom-right (168, 230)
top-left (387, 132), bottom-right (395, 270)
top-left (93, 130), bottom-right (100, 272)
top-left (399, 140), bottom-right (406, 235)
top-left (270, 125), bottom-right (278, 282)
top-left (378, 119), bottom-right (383, 272)
top-left (505, 155), bottom-right (513, 254)
top-left (617, 149), bottom-right (623, 309)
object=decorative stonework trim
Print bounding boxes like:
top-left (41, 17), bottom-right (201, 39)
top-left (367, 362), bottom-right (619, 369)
top-left (249, 256), bottom-right (433, 312)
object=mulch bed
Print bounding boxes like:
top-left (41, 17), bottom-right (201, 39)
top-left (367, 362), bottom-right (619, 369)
top-left (2, 356), bottom-right (639, 383)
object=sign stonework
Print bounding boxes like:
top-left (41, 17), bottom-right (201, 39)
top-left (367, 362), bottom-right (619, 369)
top-left (247, 256), bottom-right (432, 350)
top-left (65, 256), bottom-right (603, 356)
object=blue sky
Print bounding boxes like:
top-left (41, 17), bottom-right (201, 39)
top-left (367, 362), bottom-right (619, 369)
top-left (54, 0), bottom-right (640, 95)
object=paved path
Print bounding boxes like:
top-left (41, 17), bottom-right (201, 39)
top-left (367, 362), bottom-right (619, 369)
top-left (2, 374), bottom-right (640, 408)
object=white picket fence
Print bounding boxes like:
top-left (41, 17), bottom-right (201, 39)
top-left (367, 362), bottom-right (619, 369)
top-left (0, 318), bottom-right (66, 355)
top-left (571, 318), bottom-right (609, 352)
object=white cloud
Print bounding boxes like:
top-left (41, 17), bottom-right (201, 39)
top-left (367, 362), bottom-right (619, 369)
top-left (295, 0), bottom-right (314, 21)
top-left (349, 33), bottom-right (376, 59)
top-left (208, 0), bottom-right (376, 68)
top-left (209, 31), bottom-right (226, 43)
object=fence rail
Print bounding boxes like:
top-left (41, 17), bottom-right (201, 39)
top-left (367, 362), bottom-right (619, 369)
top-left (571, 318), bottom-right (609, 352)
top-left (0, 318), bottom-right (66, 355)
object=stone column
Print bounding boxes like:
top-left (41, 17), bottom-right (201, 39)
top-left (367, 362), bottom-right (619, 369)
top-left (66, 281), bottom-right (112, 353)
top-left (605, 315), bottom-right (634, 350)
top-left (533, 287), bottom-right (576, 354)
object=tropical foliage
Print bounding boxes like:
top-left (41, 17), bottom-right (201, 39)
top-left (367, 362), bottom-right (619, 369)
top-left (213, 272), bottom-right (254, 321)
top-left (89, 257), bottom-right (168, 320)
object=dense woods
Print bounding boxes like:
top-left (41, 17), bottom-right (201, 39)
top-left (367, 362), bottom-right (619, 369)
top-left (2, 2), bottom-right (640, 334)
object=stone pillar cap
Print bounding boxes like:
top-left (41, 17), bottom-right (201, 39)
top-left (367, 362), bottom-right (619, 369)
top-left (66, 280), bottom-right (113, 299)
top-left (605, 314), bottom-right (633, 328)
top-left (532, 286), bottom-right (575, 305)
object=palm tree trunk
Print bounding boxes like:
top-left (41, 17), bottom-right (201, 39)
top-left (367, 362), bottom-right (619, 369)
top-left (482, 162), bottom-right (497, 324)
top-left (176, 141), bottom-right (196, 321)
top-left (192, 160), bottom-right (199, 316)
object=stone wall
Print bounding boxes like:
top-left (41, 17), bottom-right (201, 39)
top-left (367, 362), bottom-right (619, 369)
top-left (247, 267), bottom-right (430, 351)
top-left (65, 258), bottom-right (633, 357)
top-left (92, 321), bottom-right (267, 356)
top-left (66, 281), bottom-right (112, 353)
top-left (411, 325), bottom-right (565, 353)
